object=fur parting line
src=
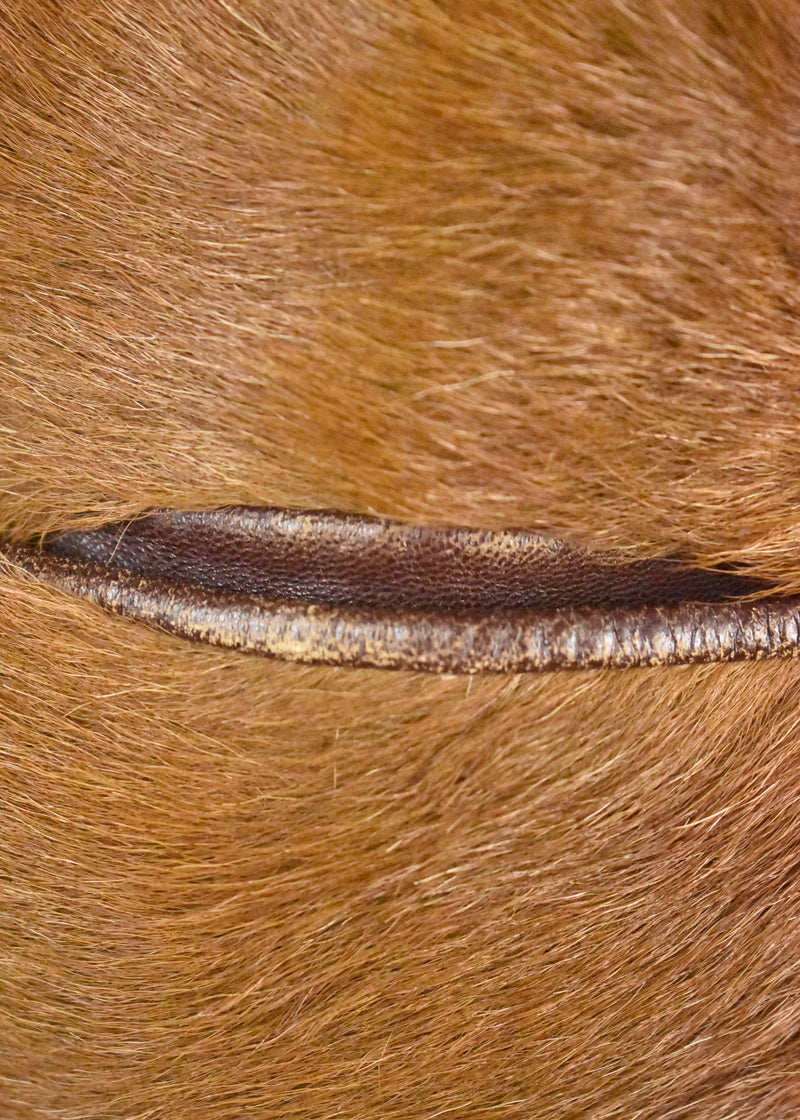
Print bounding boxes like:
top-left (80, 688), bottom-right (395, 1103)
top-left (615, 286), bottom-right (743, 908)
top-left (3, 506), bottom-right (796, 673)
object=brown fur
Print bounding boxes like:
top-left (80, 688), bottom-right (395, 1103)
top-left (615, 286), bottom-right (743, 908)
top-left (4, 1), bottom-right (800, 1116)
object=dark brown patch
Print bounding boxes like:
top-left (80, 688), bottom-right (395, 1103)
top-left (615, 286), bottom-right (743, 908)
top-left (3, 507), bottom-right (787, 672)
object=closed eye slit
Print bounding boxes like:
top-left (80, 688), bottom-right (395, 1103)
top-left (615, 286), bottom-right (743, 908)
top-left (1, 506), bottom-right (795, 673)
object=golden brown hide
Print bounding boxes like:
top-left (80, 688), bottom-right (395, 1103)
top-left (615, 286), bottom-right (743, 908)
top-left (4, 1), bottom-right (800, 1116)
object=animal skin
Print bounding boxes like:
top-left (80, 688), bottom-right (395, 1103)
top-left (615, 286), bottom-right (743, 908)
top-left (4, 1), bottom-right (800, 1117)
top-left (5, 506), bottom-right (785, 671)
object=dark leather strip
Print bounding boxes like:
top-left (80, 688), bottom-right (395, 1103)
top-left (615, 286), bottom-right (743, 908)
top-left (2, 507), bottom-right (794, 673)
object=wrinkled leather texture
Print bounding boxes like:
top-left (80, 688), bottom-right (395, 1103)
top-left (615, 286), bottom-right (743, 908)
top-left (3, 506), bottom-right (794, 673)
top-left (43, 507), bottom-right (764, 614)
